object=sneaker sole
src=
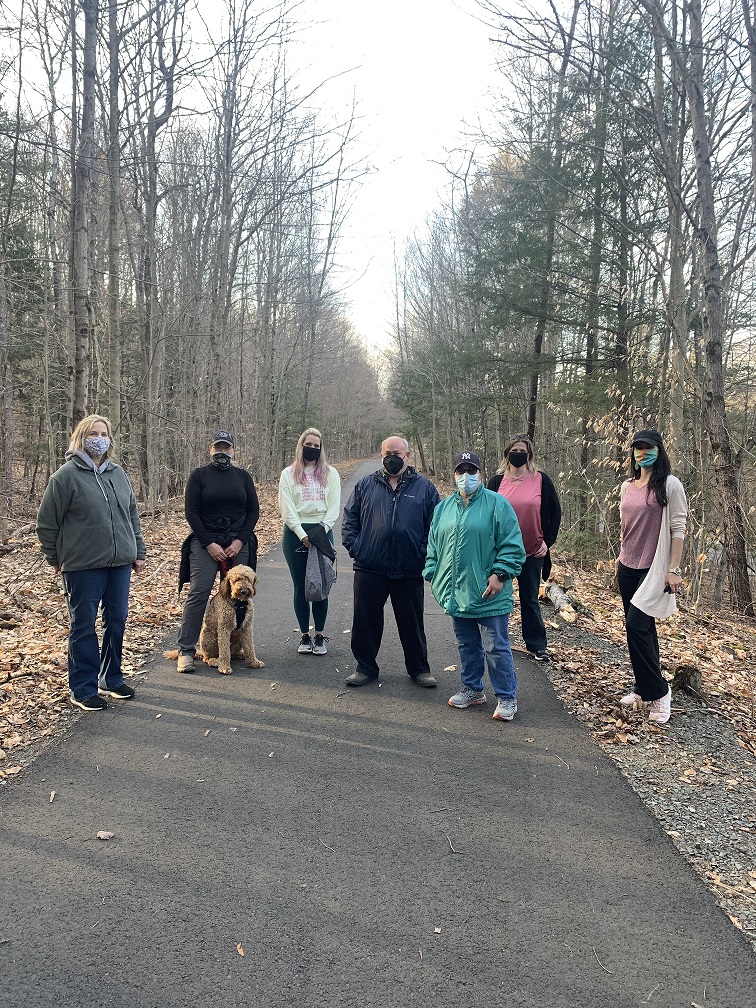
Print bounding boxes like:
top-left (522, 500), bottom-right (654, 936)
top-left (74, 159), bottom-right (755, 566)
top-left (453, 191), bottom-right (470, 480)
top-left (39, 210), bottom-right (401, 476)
top-left (492, 711), bottom-right (516, 721)
top-left (297, 648), bottom-right (313, 654)
top-left (448, 699), bottom-right (486, 708)
top-left (312, 649), bottom-right (327, 655)
top-left (70, 698), bottom-right (108, 711)
top-left (97, 688), bottom-right (135, 700)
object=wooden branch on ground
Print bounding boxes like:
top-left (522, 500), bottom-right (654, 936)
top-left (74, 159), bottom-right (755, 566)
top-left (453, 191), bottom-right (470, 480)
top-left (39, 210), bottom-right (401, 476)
top-left (542, 581), bottom-right (594, 622)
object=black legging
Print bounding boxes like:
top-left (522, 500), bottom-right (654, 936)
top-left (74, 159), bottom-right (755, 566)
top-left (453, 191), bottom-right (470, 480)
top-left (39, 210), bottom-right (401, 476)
top-left (282, 524), bottom-right (333, 635)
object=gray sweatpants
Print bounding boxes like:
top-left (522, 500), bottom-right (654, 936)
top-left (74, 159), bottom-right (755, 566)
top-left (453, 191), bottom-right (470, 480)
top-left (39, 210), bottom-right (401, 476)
top-left (176, 538), bottom-right (255, 653)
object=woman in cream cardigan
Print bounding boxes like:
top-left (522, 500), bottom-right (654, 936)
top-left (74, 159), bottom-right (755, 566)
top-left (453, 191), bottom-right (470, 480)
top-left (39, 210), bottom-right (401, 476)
top-left (278, 428), bottom-right (341, 655)
top-left (617, 429), bottom-right (687, 724)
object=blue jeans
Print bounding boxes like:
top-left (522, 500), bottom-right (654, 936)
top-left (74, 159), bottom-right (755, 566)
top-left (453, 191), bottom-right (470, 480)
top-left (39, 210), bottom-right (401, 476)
top-left (516, 555), bottom-right (547, 653)
top-left (452, 614), bottom-right (518, 700)
top-left (63, 565), bottom-right (132, 700)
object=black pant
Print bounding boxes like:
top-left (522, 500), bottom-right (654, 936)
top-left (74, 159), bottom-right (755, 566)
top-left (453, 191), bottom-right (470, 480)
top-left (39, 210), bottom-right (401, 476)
top-left (616, 562), bottom-right (668, 701)
top-left (516, 555), bottom-right (547, 652)
top-left (350, 570), bottom-right (430, 679)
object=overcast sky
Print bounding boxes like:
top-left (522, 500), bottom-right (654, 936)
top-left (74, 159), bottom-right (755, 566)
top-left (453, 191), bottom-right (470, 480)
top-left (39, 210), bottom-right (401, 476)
top-left (292, 0), bottom-right (502, 349)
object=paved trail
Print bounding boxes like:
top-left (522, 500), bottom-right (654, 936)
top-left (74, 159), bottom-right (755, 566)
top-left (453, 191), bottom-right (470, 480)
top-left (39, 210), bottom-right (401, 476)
top-left (1, 461), bottom-right (753, 1007)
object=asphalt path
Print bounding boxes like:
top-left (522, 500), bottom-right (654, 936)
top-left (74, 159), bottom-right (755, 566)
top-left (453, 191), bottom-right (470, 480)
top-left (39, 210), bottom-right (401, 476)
top-left (1, 460), bottom-right (754, 1008)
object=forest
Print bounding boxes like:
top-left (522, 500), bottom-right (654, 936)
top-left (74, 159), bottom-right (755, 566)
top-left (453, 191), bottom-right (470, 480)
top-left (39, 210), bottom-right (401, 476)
top-left (391, 0), bottom-right (756, 616)
top-left (2, 0), bottom-right (756, 615)
top-left (0, 0), bottom-right (387, 538)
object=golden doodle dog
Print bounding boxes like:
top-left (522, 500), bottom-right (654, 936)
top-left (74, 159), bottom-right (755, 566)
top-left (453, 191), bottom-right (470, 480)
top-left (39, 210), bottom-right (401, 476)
top-left (166, 565), bottom-right (264, 675)
top-left (199, 564), bottom-right (265, 674)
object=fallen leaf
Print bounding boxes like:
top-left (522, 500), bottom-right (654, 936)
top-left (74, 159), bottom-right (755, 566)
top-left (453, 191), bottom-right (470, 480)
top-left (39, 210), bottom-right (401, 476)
top-left (268, 752), bottom-right (274, 757)
top-left (96, 831), bottom-right (114, 840)
top-left (5, 765), bottom-right (22, 775)
top-left (204, 730), bottom-right (210, 737)
top-left (443, 665), bottom-right (457, 672)
top-left (237, 943), bottom-right (245, 957)
top-left (434, 927), bottom-right (442, 934)
top-left (418, 948), bottom-right (423, 958)
top-left (155, 714), bottom-right (162, 719)
top-left (49, 790), bottom-right (56, 802)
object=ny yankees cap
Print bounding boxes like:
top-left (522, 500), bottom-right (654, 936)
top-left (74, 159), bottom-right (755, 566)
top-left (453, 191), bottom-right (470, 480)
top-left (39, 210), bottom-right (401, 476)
top-left (452, 450), bottom-right (482, 471)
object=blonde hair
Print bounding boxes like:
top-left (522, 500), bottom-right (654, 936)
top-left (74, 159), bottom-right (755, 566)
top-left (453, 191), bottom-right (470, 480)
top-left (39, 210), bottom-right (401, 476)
top-left (71, 415), bottom-right (113, 458)
top-left (291, 427), bottom-right (329, 486)
top-left (497, 433), bottom-right (537, 475)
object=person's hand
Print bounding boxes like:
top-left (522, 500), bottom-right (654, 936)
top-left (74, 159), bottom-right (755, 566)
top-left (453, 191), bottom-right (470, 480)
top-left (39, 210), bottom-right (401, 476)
top-left (52, 564), bottom-right (60, 575)
top-left (133, 559), bottom-right (146, 574)
top-left (207, 543), bottom-right (226, 563)
top-left (300, 536), bottom-right (311, 549)
top-left (664, 572), bottom-right (683, 594)
top-left (534, 541), bottom-right (548, 558)
top-left (482, 574), bottom-right (503, 599)
top-left (225, 539), bottom-right (243, 559)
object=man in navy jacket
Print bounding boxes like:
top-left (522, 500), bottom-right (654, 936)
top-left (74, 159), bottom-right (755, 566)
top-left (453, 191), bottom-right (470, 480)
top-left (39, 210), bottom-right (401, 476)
top-left (342, 435), bottom-right (440, 687)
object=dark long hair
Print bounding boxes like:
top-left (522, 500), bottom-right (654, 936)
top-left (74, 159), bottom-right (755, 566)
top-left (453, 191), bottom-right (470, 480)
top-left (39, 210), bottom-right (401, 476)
top-left (627, 440), bottom-right (671, 506)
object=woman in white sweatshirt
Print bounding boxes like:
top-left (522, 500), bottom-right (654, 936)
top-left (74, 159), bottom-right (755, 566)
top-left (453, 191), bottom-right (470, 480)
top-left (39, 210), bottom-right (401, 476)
top-left (278, 428), bottom-right (341, 655)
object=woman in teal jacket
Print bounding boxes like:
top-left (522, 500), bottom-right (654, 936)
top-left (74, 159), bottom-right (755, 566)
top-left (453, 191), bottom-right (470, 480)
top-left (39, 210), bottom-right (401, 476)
top-left (424, 451), bottom-right (525, 721)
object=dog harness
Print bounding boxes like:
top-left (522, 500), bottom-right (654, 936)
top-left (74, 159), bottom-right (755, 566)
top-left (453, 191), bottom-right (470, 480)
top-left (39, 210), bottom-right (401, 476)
top-left (232, 599), bottom-right (248, 629)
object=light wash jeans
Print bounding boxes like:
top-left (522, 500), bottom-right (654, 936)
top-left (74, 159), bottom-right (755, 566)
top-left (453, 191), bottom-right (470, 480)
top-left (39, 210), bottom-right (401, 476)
top-left (452, 613), bottom-right (517, 700)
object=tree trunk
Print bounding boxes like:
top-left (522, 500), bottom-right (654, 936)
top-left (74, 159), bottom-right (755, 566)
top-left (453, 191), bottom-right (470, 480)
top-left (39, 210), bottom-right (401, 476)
top-left (685, 0), bottom-right (753, 614)
top-left (71, 0), bottom-right (98, 422)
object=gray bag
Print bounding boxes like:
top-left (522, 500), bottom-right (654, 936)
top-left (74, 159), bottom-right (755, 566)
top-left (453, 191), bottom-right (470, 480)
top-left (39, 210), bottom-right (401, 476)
top-left (305, 540), bottom-right (337, 602)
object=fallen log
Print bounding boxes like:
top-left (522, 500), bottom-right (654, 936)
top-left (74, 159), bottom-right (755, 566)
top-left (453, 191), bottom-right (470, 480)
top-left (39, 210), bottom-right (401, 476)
top-left (543, 582), bottom-right (577, 621)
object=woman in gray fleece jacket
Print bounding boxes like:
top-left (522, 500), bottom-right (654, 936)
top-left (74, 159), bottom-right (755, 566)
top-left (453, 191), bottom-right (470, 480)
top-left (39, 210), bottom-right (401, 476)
top-left (37, 415), bottom-right (146, 711)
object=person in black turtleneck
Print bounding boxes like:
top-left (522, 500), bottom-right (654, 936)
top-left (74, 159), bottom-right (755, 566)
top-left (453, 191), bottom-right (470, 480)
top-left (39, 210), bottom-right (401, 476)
top-left (175, 430), bottom-right (259, 673)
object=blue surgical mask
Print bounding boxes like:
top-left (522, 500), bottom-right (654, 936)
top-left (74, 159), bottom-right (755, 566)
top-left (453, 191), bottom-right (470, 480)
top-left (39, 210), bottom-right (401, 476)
top-left (455, 472), bottom-right (480, 494)
top-left (634, 448), bottom-right (658, 469)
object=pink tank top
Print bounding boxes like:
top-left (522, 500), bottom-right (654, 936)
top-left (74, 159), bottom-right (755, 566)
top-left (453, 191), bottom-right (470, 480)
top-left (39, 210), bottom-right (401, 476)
top-left (619, 481), bottom-right (663, 569)
top-left (498, 471), bottom-right (543, 556)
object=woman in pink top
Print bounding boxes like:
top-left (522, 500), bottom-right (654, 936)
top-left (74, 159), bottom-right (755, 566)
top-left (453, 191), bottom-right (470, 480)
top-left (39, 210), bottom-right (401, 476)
top-left (617, 430), bottom-right (687, 724)
top-left (488, 435), bottom-right (561, 662)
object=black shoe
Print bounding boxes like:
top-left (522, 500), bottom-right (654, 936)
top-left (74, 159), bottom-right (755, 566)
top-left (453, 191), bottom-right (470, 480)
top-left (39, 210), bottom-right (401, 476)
top-left (70, 694), bottom-right (108, 711)
top-left (412, 672), bottom-right (438, 688)
top-left (528, 650), bottom-right (551, 663)
top-left (345, 670), bottom-right (378, 687)
top-left (98, 682), bottom-right (136, 700)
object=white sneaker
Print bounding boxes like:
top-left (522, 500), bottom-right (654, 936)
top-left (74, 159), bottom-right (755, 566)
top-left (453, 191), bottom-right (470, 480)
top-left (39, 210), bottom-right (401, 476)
top-left (297, 634), bottom-right (313, 654)
top-left (492, 699), bottom-right (517, 721)
top-left (648, 686), bottom-right (672, 724)
top-left (620, 691), bottom-right (642, 706)
top-left (312, 634), bottom-right (328, 655)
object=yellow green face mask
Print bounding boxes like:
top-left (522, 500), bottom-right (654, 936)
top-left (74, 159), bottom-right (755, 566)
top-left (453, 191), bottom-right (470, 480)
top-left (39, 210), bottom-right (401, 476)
top-left (634, 447), bottom-right (658, 468)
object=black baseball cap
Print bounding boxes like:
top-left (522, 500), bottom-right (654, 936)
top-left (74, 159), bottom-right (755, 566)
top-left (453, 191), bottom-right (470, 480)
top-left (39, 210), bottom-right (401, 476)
top-left (452, 450), bottom-right (482, 471)
top-left (211, 430), bottom-right (235, 448)
top-left (630, 429), bottom-right (663, 448)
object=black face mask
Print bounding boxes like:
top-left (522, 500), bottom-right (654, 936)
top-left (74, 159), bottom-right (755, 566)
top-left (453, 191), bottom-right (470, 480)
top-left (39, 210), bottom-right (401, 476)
top-left (508, 451), bottom-right (529, 469)
top-left (211, 452), bottom-right (233, 470)
top-left (302, 446), bottom-right (321, 462)
top-left (383, 455), bottom-right (404, 476)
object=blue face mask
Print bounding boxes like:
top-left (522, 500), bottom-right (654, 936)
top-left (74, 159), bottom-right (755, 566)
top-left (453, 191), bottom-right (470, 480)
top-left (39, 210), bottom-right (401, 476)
top-left (455, 472), bottom-right (480, 494)
top-left (634, 448), bottom-right (658, 469)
